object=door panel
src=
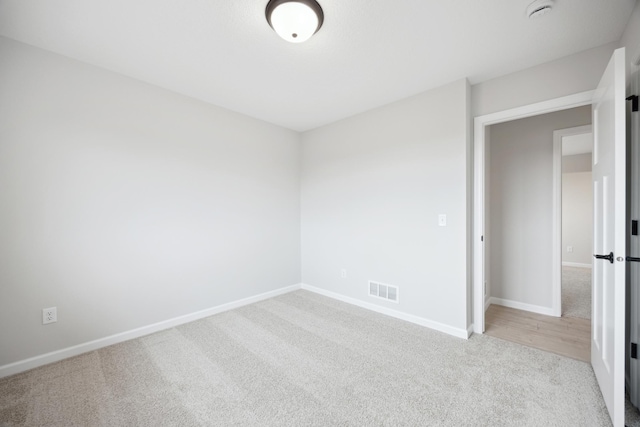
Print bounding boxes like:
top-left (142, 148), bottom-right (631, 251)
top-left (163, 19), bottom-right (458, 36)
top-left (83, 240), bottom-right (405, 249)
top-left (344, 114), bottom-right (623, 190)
top-left (591, 47), bottom-right (626, 427)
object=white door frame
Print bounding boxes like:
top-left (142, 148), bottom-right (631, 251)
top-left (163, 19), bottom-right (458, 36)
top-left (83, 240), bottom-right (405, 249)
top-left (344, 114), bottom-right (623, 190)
top-left (552, 124), bottom-right (593, 317)
top-left (473, 91), bottom-right (595, 333)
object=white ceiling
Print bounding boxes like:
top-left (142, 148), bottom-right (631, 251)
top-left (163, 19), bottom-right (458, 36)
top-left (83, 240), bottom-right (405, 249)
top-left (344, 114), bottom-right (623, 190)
top-left (0, 0), bottom-right (636, 131)
top-left (563, 133), bottom-right (593, 156)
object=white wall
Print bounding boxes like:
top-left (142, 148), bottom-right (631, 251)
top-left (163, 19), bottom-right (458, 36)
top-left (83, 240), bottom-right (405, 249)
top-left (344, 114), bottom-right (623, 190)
top-left (562, 171), bottom-right (593, 266)
top-left (0, 37), bottom-right (301, 366)
top-left (2, 3), bottom-right (638, 370)
top-left (620, 0), bottom-right (640, 85)
top-left (470, 3), bottom-right (639, 118)
top-left (301, 79), bottom-right (471, 334)
top-left (471, 42), bottom-right (617, 118)
top-left (488, 106), bottom-right (592, 309)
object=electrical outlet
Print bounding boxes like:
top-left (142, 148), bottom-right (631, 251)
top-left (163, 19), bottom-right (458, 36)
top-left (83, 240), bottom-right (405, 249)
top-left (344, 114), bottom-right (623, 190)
top-left (567, 246), bottom-right (573, 253)
top-left (43, 307), bottom-right (57, 325)
top-left (341, 268), bottom-right (347, 278)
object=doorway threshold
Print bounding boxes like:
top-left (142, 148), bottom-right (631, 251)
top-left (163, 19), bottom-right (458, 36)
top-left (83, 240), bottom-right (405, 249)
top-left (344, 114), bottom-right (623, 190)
top-left (485, 304), bottom-right (590, 362)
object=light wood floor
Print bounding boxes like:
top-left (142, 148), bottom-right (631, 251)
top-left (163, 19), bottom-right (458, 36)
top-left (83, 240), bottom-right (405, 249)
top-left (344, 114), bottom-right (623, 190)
top-left (485, 304), bottom-right (591, 363)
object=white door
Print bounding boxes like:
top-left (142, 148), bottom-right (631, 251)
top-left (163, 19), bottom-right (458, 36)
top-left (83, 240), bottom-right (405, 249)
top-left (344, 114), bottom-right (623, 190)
top-left (591, 47), bottom-right (626, 427)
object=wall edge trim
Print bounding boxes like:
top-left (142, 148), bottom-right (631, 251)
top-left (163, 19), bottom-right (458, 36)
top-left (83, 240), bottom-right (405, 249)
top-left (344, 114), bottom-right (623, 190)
top-left (0, 283), bottom-right (303, 379)
top-left (301, 284), bottom-right (469, 340)
top-left (489, 297), bottom-right (556, 317)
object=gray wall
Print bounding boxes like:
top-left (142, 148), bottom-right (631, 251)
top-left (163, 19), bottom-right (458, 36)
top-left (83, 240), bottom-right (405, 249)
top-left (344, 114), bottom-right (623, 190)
top-left (488, 106), bottom-right (592, 309)
top-left (561, 153), bottom-right (593, 267)
top-left (563, 153), bottom-right (592, 173)
top-left (301, 79), bottom-right (471, 333)
top-left (0, 38), bottom-right (302, 366)
top-left (562, 170), bottom-right (593, 266)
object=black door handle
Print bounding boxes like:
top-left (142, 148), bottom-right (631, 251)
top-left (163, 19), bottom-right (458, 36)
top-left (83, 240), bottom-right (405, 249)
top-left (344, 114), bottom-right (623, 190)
top-left (627, 256), bottom-right (640, 262)
top-left (594, 252), bottom-right (614, 263)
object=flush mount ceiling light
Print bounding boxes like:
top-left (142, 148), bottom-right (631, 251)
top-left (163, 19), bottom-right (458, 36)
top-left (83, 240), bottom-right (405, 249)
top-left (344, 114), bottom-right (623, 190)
top-left (527, 0), bottom-right (554, 19)
top-left (266, 0), bottom-right (324, 43)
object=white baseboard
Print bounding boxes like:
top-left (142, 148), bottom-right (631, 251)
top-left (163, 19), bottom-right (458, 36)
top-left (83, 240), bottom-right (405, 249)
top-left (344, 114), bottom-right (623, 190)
top-left (0, 284), bottom-right (302, 379)
top-left (562, 262), bottom-right (592, 269)
top-left (484, 296), bottom-right (491, 311)
top-left (489, 297), bottom-right (555, 317)
top-left (301, 284), bottom-right (470, 340)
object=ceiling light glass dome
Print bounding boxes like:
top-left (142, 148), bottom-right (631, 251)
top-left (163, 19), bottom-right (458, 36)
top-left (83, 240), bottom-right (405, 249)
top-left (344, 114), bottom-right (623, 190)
top-left (266, 0), bottom-right (324, 43)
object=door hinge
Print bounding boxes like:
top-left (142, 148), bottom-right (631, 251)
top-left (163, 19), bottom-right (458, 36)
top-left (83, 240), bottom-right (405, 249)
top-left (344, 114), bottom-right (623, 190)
top-left (481, 235), bottom-right (484, 242)
top-left (628, 95), bottom-right (639, 112)
top-left (632, 343), bottom-right (638, 359)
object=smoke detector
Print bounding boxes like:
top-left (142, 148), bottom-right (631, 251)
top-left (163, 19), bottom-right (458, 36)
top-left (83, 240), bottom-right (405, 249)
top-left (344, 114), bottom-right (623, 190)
top-left (527, 0), bottom-right (554, 19)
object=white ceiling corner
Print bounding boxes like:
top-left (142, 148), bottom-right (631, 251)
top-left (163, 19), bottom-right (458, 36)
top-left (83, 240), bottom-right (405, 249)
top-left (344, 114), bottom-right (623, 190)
top-left (0, 0), bottom-right (636, 131)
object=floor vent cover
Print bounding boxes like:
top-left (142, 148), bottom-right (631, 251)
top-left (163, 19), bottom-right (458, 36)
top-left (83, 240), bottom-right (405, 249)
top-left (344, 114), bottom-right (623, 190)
top-left (368, 281), bottom-right (399, 303)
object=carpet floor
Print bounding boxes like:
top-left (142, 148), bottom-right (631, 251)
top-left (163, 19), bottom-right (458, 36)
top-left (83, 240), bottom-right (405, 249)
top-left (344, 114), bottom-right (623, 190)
top-left (628, 391), bottom-right (640, 426)
top-left (562, 266), bottom-right (591, 319)
top-left (0, 290), bottom-right (612, 426)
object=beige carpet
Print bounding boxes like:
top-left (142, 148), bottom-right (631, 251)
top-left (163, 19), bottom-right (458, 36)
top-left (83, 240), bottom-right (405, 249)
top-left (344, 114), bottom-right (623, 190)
top-left (562, 266), bottom-right (591, 319)
top-left (0, 290), bottom-right (612, 426)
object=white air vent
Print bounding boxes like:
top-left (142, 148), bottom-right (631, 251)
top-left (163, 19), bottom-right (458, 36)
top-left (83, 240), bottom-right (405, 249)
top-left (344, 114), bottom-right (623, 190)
top-left (368, 281), bottom-right (399, 303)
top-left (527, 0), bottom-right (554, 19)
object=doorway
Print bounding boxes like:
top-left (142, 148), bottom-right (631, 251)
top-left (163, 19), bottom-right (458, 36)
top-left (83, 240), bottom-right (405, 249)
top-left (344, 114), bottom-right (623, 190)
top-left (480, 107), bottom-right (592, 320)
top-left (556, 126), bottom-right (593, 321)
top-left (473, 91), bottom-right (596, 333)
top-left (479, 110), bottom-right (593, 362)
